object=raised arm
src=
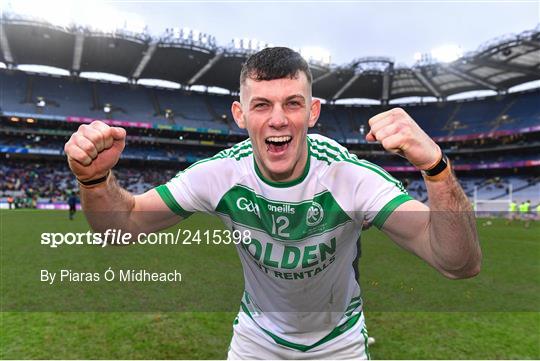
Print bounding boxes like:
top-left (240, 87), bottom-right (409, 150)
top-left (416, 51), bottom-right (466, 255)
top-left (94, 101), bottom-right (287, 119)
top-left (366, 108), bottom-right (481, 279)
top-left (64, 121), bottom-right (182, 234)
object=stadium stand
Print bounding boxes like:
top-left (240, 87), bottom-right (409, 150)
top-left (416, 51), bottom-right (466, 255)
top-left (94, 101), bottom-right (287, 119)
top-left (499, 91), bottom-right (540, 130)
top-left (0, 18), bottom-right (538, 209)
top-left (0, 160), bottom-right (178, 206)
top-left (2, 158), bottom-right (538, 209)
top-left (2, 69), bottom-right (539, 139)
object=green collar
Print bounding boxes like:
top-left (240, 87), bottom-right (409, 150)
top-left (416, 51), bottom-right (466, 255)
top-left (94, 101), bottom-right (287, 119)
top-left (253, 140), bottom-right (311, 188)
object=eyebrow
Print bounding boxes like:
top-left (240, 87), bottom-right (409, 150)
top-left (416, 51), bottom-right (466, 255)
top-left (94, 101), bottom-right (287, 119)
top-left (249, 97), bottom-right (271, 105)
top-left (249, 94), bottom-right (306, 104)
top-left (285, 94), bottom-right (306, 102)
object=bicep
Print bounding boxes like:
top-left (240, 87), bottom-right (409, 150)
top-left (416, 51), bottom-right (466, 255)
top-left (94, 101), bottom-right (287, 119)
top-left (131, 189), bottom-right (183, 233)
top-left (380, 200), bottom-right (434, 262)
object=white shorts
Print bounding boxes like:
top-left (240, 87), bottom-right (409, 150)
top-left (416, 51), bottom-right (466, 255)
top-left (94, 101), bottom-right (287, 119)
top-left (227, 312), bottom-right (371, 360)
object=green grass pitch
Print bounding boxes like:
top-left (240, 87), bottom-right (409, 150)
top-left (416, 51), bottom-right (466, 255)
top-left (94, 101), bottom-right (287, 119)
top-left (1, 210), bottom-right (539, 359)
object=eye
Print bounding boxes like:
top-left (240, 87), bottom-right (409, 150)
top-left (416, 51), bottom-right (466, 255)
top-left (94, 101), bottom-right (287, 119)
top-left (287, 101), bottom-right (302, 108)
top-left (253, 103), bottom-right (269, 110)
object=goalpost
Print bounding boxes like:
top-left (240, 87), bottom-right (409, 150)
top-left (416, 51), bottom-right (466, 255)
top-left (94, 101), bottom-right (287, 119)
top-left (473, 183), bottom-right (513, 218)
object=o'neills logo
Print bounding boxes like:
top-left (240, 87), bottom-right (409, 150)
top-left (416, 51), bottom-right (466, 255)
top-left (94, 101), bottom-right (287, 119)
top-left (306, 201), bottom-right (324, 226)
top-left (236, 197), bottom-right (261, 218)
top-left (267, 203), bottom-right (296, 214)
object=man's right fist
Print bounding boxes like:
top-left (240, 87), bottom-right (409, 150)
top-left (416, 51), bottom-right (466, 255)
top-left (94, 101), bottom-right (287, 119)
top-left (64, 121), bottom-right (126, 182)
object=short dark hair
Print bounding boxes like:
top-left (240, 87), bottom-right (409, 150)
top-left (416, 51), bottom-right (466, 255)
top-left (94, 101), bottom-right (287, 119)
top-left (240, 47), bottom-right (312, 86)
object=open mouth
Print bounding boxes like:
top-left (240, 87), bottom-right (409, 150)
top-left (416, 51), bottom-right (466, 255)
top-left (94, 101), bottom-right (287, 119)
top-left (265, 136), bottom-right (293, 153)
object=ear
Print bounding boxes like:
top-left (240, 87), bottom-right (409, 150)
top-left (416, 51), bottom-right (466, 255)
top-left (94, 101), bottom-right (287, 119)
top-left (308, 98), bottom-right (321, 128)
top-left (231, 101), bottom-right (246, 129)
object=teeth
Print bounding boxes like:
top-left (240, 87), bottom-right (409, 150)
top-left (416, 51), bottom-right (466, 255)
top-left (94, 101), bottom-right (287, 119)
top-left (266, 136), bottom-right (291, 143)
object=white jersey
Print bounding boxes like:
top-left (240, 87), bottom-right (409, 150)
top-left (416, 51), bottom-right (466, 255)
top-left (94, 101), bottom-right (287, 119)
top-left (156, 134), bottom-right (412, 352)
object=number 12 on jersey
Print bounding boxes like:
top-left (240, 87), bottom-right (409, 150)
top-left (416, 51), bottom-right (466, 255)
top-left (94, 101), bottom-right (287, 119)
top-left (271, 214), bottom-right (290, 237)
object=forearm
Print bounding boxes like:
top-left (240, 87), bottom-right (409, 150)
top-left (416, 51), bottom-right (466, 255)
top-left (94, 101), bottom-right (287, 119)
top-left (366, 108), bottom-right (481, 278)
top-left (65, 122), bottom-right (175, 235)
top-left (80, 172), bottom-right (137, 233)
top-left (424, 170), bottom-right (481, 278)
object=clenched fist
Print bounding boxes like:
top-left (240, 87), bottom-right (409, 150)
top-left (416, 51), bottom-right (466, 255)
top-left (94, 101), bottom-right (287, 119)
top-left (366, 108), bottom-right (442, 170)
top-left (64, 121), bottom-right (126, 182)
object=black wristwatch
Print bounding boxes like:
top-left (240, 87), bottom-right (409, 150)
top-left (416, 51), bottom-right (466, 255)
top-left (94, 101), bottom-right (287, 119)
top-left (77, 171), bottom-right (110, 186)
top-left (422, 153), bottom-right (449, 177)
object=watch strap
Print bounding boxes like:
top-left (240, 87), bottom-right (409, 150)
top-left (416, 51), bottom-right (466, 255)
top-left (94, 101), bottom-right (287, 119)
top-left (77, 171), bottom-right (110, 187)
top-left (423, 153), bottom-right (448, 176)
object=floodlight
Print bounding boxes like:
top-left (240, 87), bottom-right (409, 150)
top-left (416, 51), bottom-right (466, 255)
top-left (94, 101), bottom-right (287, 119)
top-left (430, 45), bottom-right (463, 63)
top-left (103, 104), bottom-right (112, 113)
top-left (26, 118), bottom-right (36, 124)
top-left (36, 97), bottom-right (46, 108)
top-left (9, 117), bottom-right (20, 122)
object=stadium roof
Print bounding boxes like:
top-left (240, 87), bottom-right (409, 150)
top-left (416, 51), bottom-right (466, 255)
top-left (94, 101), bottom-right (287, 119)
top-left (1, 14), bottom-right (539, 103)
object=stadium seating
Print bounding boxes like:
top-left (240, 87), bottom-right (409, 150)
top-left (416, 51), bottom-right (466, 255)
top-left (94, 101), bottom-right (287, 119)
top-left (2, 69), bottom-right (539, 138)
top-left (94, 81), bottom-right (155, 121)
top-left (0, 161), bottom-right (177, 201)
top-left (2, 160), bottom-right (537, 207)
top-left (32, 75), bottom-right (98, 117)
top-left (0, 134), bottom-right (215, 162)
top-left (0, 71), bottom-right (37, 114)
top-left (1, 68), bottom-right (539, 208)
top-left (499, 91), bottom-right (540, 130)
top-left (404, 103), bottom-right (457, 137)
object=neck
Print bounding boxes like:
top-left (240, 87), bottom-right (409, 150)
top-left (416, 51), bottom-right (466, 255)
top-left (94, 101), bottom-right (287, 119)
top-left (256, 141), bottom-right (309, 183)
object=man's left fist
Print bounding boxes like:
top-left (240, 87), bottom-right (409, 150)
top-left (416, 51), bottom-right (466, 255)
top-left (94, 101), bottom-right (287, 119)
top-left (366, 107), bottom-right (442, 170)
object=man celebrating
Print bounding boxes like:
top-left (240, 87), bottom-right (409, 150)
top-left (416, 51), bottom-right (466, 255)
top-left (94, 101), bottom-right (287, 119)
top-left (64, 47), bottom-right (481, 359)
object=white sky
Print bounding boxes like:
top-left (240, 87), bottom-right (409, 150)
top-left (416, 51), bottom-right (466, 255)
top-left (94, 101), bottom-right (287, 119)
top-left (3, 0), bottom-right (539, 66)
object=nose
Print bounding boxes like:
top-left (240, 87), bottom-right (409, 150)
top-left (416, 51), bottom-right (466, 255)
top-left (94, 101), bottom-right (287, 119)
top-left (268, 104), bottom-right (288, 129)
